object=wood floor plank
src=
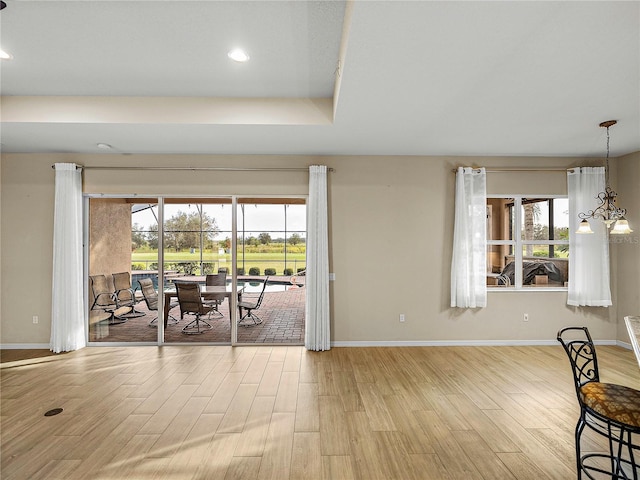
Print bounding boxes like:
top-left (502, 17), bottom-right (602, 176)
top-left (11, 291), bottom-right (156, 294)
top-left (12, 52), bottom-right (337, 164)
top-left (294, 382), bottom-right (320, 432)
top-left (241, 352), bottom-right (271, 385)
top-left (406, 453), bottom-right (454, 480)
top-left (256, 361), bottom-right (284, 397)
top-left (496, 452), bottom-right (554, 480)
top-left (484, 409), bottom-right (575, 480)
top-left (192, 360), bottom-right (234, 397)
top-left (321, 455), bottom-right (356, 480)
top-left (283, 347), bottom-right (302, 373)
top-left (274, 371), bottom-right (299, 413)
top-left (138, 384), bottom-right (199, 435)
top-left (356, 382), bottom-right (397, 431)
top-left (194, 433), bottom-right (242, 480)
top-left (147, 396), bottom-right (210, 457)
top-left (413, 409), bottom-right (485, 480)
top-left (256, 412), bottom-right (295, 480)
top-left (318, 395), bottom-right (351, 456)
top-left (451, 429), bottom-right (518, 479)
top-left (382, 394), bottom-right (435, 455)
top-left (203, 372), bottom-right (245, 414)
top-left (290, 432), bottom-right (322, 480)
top-left (167, 414), bottom-right (225, 478)
top-left (233, 395), bottom-right (276, 457)
top-left (217, 383), bottom-right (260, 433)
top-left (445, 393), bottom-right (519, 453)
top-left (224, 456), bottom-right (262, 480)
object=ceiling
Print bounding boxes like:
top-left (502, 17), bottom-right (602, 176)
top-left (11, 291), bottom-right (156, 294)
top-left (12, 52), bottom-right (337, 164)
top-left (1, 0), bottom-right (639, 158)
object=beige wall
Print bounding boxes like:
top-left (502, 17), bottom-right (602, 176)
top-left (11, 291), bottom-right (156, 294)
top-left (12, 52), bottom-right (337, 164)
top-left (0, 152), bottom-right (632, 346)
top-left (615, 152), bottom-right (640, 342)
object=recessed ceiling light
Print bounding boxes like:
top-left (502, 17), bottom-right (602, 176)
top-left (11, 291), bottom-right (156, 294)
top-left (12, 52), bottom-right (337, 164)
top-left (227, 49), bottom-right (250, 63)
top-left (0, 50), bottom-right (12, 60)
top-left (97, 143), bottom-right (113, 150)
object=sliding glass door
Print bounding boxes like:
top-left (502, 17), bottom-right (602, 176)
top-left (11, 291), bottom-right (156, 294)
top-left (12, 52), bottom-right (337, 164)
top-left (163, 199), bottom-right (233, 344)
top-left (87, 197), bottom-right (159, 343)
top-left (87, 195), bottom-right (306, 346)
top-left (236, 198), bottom-right (306, 344)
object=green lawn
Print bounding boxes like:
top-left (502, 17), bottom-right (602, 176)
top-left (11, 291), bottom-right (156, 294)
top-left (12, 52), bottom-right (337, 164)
top-left (132, 250), bottom-right (306, 275)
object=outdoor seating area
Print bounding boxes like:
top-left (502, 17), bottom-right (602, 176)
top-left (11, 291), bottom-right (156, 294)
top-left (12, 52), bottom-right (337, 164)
top-left (88, 278), bottom-right (305, 344)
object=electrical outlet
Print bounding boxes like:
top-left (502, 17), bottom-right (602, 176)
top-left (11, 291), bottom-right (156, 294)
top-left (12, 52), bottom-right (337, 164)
top-left (32, 315), bottom-right (39, 324)
top-left (523, 313), bottom-right (529, 322)
top-left (399, 314), bottom-right (405, 322)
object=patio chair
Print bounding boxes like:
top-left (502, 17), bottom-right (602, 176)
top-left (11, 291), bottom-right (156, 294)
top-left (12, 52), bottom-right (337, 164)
top-left (89, 274), bottom-right (131, 324)
top-left (238, 276), bottom-right (269, 327)
top-left (204, 272), bottom-right (227, 318)
top-left (175, 281), bottom-right (215, 334)
top-left (557, 326), bottom-right (640, 479)
top-left (138, 278), bottom-right (179, 327)
top-left (112, 271), bottom-right (145, 318)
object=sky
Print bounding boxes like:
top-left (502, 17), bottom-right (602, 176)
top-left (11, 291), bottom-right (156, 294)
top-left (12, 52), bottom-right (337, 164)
top-left (132, 202), bottom-right (307, 238)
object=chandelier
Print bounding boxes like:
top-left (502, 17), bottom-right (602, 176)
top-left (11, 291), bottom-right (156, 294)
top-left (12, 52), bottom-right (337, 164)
top-left (576, 120), bottom-right (633, 235)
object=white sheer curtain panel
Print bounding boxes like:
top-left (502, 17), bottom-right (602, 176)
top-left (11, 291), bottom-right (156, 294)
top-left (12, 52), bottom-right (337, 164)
top-left (50, 163), bottom-right (86, 353)
top-left (450, 167), bottom-right (487, 308)
top-left (305, 165), bottom-right (331, 351)
top-left (567, 167), bottom-right (612, 307)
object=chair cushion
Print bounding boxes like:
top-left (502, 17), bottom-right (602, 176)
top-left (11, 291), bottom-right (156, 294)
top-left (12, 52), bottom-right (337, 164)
top-left (580, 382), bottom-right (640, 428)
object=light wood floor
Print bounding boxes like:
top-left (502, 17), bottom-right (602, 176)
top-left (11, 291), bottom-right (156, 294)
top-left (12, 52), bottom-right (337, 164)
top-left (1, 344), bottom-right (639, 479)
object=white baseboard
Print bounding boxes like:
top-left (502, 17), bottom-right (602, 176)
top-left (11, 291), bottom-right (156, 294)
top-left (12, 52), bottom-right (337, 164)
top-left (331, 339), bottom-right (619, 347)
top-left (1, 340), bottom-right (628, 350)
top-left (0, 343), bottom-right (50, 350)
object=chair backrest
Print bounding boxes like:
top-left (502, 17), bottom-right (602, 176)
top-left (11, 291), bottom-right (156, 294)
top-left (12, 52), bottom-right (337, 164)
top-left (206, 272), bottom-right (227, 301)
top-left (89, 274), bottom-right (114, 308)
top-left (138, 278), bottom-right (158, 311)
top-left (253, 276), bottom-right (269, 309)
top-left (175, 281), bottom-right (206, 316)
top-left (113, 271), bottom-right (134, 304)
top-left (557, 326), bottom-right (600, 395)
top-left (206, 272), bottom-right (227, 286)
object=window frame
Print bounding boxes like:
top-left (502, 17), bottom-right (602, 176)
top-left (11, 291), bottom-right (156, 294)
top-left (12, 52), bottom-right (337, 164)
top-left (487, 195), bottom-right (569, 292)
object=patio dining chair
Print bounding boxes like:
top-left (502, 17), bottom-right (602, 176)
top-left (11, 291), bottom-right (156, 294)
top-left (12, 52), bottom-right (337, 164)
top-left (175, 281), bottom-right (215, 335)
top-left (557, 326), bottom-right (640, 479)
top-left (112, 271), bottom-right (145, 318)
top-left (238, 276), bottom-right (269, 327)
top-left (138, 277), bottom-right (179, 327)
top-left (204, 272), bottom-right (227, 318)
top-left (89, 274), bottom-right (131, 324)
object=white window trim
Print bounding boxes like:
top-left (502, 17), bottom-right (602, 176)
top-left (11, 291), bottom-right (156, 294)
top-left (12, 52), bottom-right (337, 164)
top-left (487, 195), bottom-right (569, 292)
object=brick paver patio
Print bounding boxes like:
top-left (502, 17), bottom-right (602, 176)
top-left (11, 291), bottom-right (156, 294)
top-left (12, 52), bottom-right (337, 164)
top-left (89, 285), bottom-right (305, 344)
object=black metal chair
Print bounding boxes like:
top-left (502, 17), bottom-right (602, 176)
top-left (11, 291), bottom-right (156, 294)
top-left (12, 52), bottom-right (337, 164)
top-left (138, 277), bottom-right (178, 326)
top-left (237, 276), bottom-right (269, 327)
top-left (557, 326), bottom-right (640, 479)
top-left (174, 281), bottom-right (215, 334)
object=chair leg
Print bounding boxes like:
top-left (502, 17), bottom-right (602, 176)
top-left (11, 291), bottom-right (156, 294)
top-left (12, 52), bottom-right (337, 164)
top-left (576, 417), bottom-right (585, 480)
top-left (149, 314), bottom-right (178, 327)
top-left (182, 314), bottom-right (213, 335)
top-left (238, 310), bottom-right (262, 327)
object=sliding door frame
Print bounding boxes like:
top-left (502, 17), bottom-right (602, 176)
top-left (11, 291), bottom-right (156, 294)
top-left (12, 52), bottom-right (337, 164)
top-left (84, 193), bottom-right (306, 347)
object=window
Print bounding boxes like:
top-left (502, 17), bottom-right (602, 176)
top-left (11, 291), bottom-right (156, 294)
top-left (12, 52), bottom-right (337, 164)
top-left (487, 197), bottom-right (569, 289)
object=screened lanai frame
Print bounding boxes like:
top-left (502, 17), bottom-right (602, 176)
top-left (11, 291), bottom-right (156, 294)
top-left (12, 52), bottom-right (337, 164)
top-left (83, 193), bottom-right (308, 346)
